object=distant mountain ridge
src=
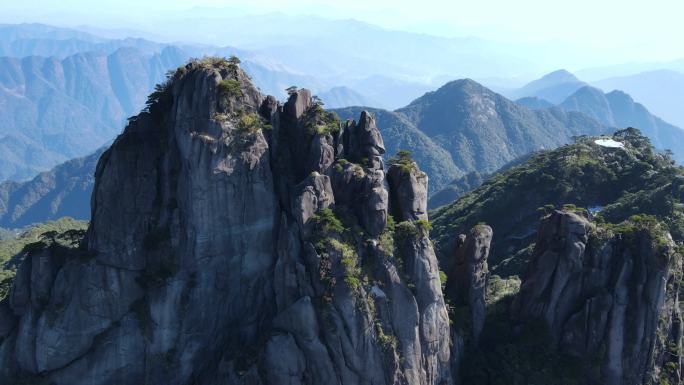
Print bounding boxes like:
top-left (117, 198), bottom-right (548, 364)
top-left (513, 70), bottom-right (684, 164)
top-left (318, 86), bottom-right (379, 108)
top-left (593, 69), bottom-right (684, 129)
top-left (394, 78), bottom-right (608, 173)
top-left (560, 86), bottom-right (684, 162)
top-left (0, 148), bottom-right (102, 228)
top-left (508, 69), bottom-right (587, 103)
top-left (0, 47), bottom-right (187, 182)
top-left (0, 26), bottom-right (343, 183)
top-left (338, 78), bottom-right (612, 195)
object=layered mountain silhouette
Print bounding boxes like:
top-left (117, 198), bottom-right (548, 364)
top-left (318, 86), bottom-right (378, 108)
top-left (508, 69), bottom-right (587, 103)
top-left (393, 79), bottom-right (607, 174)
top-left (0, 148), bottom-right (103, 228)
top-left (0, 26), bottom-right (338, 182)
top-left (0, 48), bottom-right (187, 181)
top-left (0, 23), bottom-right (165, 58)
top-left (513, 70), bottom-right (684, 164)
top-left (593, 69), bottom-right (684, 129)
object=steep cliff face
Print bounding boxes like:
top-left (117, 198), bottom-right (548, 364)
top-left (0, 59), bottom-right (453, 384)
top-left (513, 210), bottom-right (682, 385)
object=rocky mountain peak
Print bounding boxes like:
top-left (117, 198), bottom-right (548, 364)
top-left (0, 58), bottom-right (454, 385)
top-left (284, 87), bottom-right (312, 119)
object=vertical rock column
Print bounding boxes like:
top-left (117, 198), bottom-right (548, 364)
top-left (386, 159), bottom-right (428, 222)
top-left (387, 159), bottom-right (453, 385)
top-left (445, 225), bottom-right (492, 344)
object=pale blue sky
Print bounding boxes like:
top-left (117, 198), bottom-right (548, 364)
top-left (2, 0), bottom-right (683, 62)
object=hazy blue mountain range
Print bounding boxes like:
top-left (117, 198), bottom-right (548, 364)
top-left (0, 47), bottom-right (187, 182)
top-left (511, 70), bottom-right (684, 163)
top-left (122, 14), bottom-right (547, 80)
top-left (318, 86), bottom-right (378, 108)
top-left (593, 69), bottom-right (684, 128)
top-left (507, 69), bottom-right (586, 103)
top-left (576, 58), bottom-right (684, 81)
top-left (560, 86), bottom-right (684, 162)
top-left (0, 24), bottom-right (391, 182)
top-left (0, 23), bottom-right (491, 110)
top-left (0, 23), bottom-right (167, 58)
top-left (0, 148), bottom-right (102, 228)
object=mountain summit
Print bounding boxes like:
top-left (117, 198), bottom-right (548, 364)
top-left (395, 78), bottom-right (607, 173)
top-left (0, 58), bottom-right (453, 384)
top-left (511, 69), bottom-right (587, 103)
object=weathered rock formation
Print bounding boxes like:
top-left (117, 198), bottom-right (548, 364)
top-left (445, 225), bottom-right (492, 344)
top-left (387, 159), bottom-right (428, 222)
top-left (0, 59), bottom-right (453, 385)
top-left (512, 210), bottom-right (682, 385)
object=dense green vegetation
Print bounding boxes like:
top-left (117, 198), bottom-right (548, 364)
top-left (0, 218), bottom-right (88, 300)
top-left (218, 79), bottom-right (243, 98)
top-left (431, 128), bottom-right (684, 277)
top-left (309, 208), bottom-right (362, 296)
top-left (236, 112), bottom-right (272, 133)
top-left (304, 104), bottom-right (341, 136)
top-left (388, 150), bottom-right (417, 174)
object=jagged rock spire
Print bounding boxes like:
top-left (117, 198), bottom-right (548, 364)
top-left (387, 156), bottom-right (428, 222)
top-left (445, 225), bottom-right (492, 344)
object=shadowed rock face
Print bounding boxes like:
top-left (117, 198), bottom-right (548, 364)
top-left (512, 210), bottom-right (682, 385)
top-left (0, 60), bottom-right (453, 385)
top-left (445, 225), bottom-right (492, 344)
top-left (387, 160), bottom-right (428, 222)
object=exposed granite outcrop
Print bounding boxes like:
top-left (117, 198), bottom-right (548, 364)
top-left (387, 159), bottom-right (428, 222)
top-left (445, 225), bottom-right (492, 344)
top-left (342, 110), bottom-right (386, 170)
top-left (512, 210), bottom-right (682, 385)
top-left (0, 59), bottom-right (454, 385)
